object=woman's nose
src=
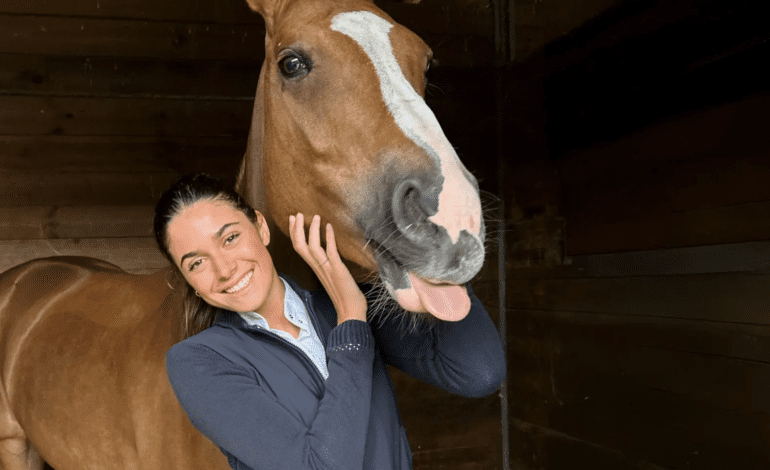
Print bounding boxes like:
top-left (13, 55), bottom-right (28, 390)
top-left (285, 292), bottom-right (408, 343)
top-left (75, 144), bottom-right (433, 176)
top-left (212, 253), bottom-right (237, 280)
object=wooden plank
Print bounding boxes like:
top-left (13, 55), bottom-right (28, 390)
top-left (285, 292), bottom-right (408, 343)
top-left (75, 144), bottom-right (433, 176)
top-left (0, 53), bottom-right (259, 99)
top-left (559, 92), bottom-right (770, 255)
top-left (412, 445), bottom-right (497, 469)
top-left (0, 14), bottom-right (266, 60)
top-left (0, 0), bottom-right (493, 36)
top-left (510, 419), bottom-right (666, 470)
top-left (0, 53), bottom-right (494, 101)
top-left (0, 172), bottom-right (237, 207)
top-left (509, 307), bottom-right (770, 370)
top-left (507, 273), bottom-right (770, 324)
top-left (0, 0), bottom-right (262, 24)
top-left (507, 313), bottom-right (770, 469)
top-left (0, 205), bottom-right (153, 240)
top-left (0, 237), bottom-right (167, 274)
top-left (565, 200), bottom-right (770, 255)
top-left (0, 14), bottom-right (491, 68)
top-left (0, 136), bottom-right (244, 207)
top-left (558, 92), bottom-right (770, 183)
top-left (545, 353), bottom-right (770, 469)
top-left (0, 135), bottom-right (244, 174)
top-left (389, 367), bottom-right (502, 468)
top-left (0, 95), bottom-right (252, 137)
top-left (566, 241), bottom-right (770, 277)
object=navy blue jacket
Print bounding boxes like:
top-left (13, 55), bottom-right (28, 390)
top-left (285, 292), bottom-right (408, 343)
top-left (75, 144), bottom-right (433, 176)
top-left (165, 277), bottom-right (506, 470)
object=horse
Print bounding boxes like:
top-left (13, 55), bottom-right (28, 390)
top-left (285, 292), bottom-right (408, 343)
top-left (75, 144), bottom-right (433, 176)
top-left (0, 0), bottom-right (486, 468)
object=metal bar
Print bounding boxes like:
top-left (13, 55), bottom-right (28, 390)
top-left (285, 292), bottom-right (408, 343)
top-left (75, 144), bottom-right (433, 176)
top-left (492, 0), bottom-right (513, 464)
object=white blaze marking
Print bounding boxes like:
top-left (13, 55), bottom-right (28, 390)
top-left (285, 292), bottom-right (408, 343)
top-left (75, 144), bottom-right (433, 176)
top-left (331, 11), bottom-right (481, 244)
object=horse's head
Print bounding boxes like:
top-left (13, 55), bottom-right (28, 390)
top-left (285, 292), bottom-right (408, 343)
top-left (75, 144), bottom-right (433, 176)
top-left (243, 0), bottom-right (485, 321)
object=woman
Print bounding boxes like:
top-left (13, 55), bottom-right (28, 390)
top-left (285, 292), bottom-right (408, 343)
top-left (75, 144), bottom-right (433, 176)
top-left (154, 173), bottom-right (506, 470)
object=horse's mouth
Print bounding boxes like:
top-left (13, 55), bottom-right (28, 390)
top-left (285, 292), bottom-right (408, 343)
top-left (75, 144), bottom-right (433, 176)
top-left (364, 238), bottom-right (473, 321)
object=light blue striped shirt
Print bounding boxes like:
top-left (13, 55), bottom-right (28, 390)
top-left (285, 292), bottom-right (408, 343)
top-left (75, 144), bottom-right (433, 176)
top-left (237, 277), bottom-right (329, 379)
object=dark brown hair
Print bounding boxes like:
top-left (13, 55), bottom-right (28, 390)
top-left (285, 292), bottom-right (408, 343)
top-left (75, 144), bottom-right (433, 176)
top-left (154, 173), bottom-right (259, 338)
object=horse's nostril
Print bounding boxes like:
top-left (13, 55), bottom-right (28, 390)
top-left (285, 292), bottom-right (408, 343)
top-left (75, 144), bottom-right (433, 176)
top-left (402, 186), bottom-right (423, 225)
top-left (392, 178), bottom-right (439, 246)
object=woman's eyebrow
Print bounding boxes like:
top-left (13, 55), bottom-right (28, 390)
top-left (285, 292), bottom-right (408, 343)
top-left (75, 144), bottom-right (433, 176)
top-left (215, 222), bottom-right (240, 239)
top-left (179, 222), bottom-right (241, 268)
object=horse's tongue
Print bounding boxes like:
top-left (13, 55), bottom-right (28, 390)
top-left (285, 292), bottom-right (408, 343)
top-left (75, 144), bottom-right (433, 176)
top-left (408, 273), bottom-right (470, 321)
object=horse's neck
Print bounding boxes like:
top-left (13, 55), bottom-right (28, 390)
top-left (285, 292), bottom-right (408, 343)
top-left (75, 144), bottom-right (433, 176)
top-left (236, 62), bottom-right (270, 222)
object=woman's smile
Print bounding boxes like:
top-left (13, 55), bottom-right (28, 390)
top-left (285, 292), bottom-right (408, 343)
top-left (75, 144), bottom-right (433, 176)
top-left (223, 269), bottom-right (254, 294)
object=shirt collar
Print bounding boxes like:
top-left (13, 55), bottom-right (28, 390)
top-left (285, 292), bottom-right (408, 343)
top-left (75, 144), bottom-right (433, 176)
top-left (237, 277), bottom-right (311, 335)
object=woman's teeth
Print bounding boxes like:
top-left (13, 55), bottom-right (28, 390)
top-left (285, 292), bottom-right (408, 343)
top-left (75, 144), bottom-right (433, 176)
top-left (225, 270), bottom-right (253, 294)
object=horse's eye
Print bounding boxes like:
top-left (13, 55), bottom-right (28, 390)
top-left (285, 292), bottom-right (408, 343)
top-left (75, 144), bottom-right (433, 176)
top-left (278, 55), bottom-right (309, 78)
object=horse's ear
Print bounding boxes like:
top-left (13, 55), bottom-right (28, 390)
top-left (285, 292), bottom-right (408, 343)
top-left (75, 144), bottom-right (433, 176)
top-left (243, 0), bottom-right (279, 32)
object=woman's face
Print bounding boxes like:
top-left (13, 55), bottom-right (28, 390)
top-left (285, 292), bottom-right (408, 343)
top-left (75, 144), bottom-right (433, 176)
top-left (167, 199), bottom-right (278, 313)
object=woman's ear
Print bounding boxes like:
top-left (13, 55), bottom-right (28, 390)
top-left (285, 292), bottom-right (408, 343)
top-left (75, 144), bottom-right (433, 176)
top-left (254, 211), bottom-right (271, 246)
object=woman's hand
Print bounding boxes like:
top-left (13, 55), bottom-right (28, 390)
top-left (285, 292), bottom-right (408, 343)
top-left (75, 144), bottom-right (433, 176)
top-left (289, 213), bottom-right (367, 325)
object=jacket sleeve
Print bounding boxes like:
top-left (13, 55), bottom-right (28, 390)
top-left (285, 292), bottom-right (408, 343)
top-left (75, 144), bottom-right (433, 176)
top-left (365, 284), bottom-right (506, 398)
top-left (165, 320), bottom-right (374, 470)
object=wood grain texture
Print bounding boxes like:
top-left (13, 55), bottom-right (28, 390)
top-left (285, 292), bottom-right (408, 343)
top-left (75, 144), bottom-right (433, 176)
top-left (507, 272), bottom-right (770, 324)
top-left (391, 366), bottom-right (503, 469)
top-left (0, 136), bottom-right (242, 206)
top-left (508, 307), bottom-right (770, 470)
top-left (0, 237), bottom-right (167, 274)
top-left (0, 135), bottom-right (244, 172)
top-left (0, 12), bottom-right (492, 67)
top-left (0, 95), bottom-right (252, 137)
top-left (0, 14), bottom-right (265, 60)
top-left (0, 0), bottom-right (493, 35)
top-left (0, 205), bottom-right (153, 240)
top-left (559, 91), bottom-right (770, 255)
top-left (0, 0), bottom-right (262, 24)
top-left (0, 53), bottom-right (260, 99)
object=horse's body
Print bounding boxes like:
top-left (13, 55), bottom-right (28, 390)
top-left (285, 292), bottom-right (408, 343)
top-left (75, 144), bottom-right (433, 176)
top-left (0, 0), bottom-right (485, 468)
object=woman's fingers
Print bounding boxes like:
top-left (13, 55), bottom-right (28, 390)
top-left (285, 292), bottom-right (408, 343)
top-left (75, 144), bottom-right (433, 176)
top-left (289, 213), bottom-right (312, 259)
top-left (307, 215), bottom-right (327, 265)
top-left (325, 223), bottom-right (342, 265)
top-left (289, 213), bottom-right (335, 269)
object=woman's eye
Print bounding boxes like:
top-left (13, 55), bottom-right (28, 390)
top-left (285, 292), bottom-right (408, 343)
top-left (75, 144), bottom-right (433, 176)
top-left (188, 259), bottom-right (202, 272)
top-left (225, 233), bottom-right (240, 244)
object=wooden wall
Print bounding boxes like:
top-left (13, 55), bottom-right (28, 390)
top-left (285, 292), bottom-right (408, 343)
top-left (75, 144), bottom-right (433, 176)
top-left (0, 0), bottom-right (261, 273)
top-left (499, 1), bottom-right (770, 468)
top-left (0, 0), bottom-right (506, 469)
